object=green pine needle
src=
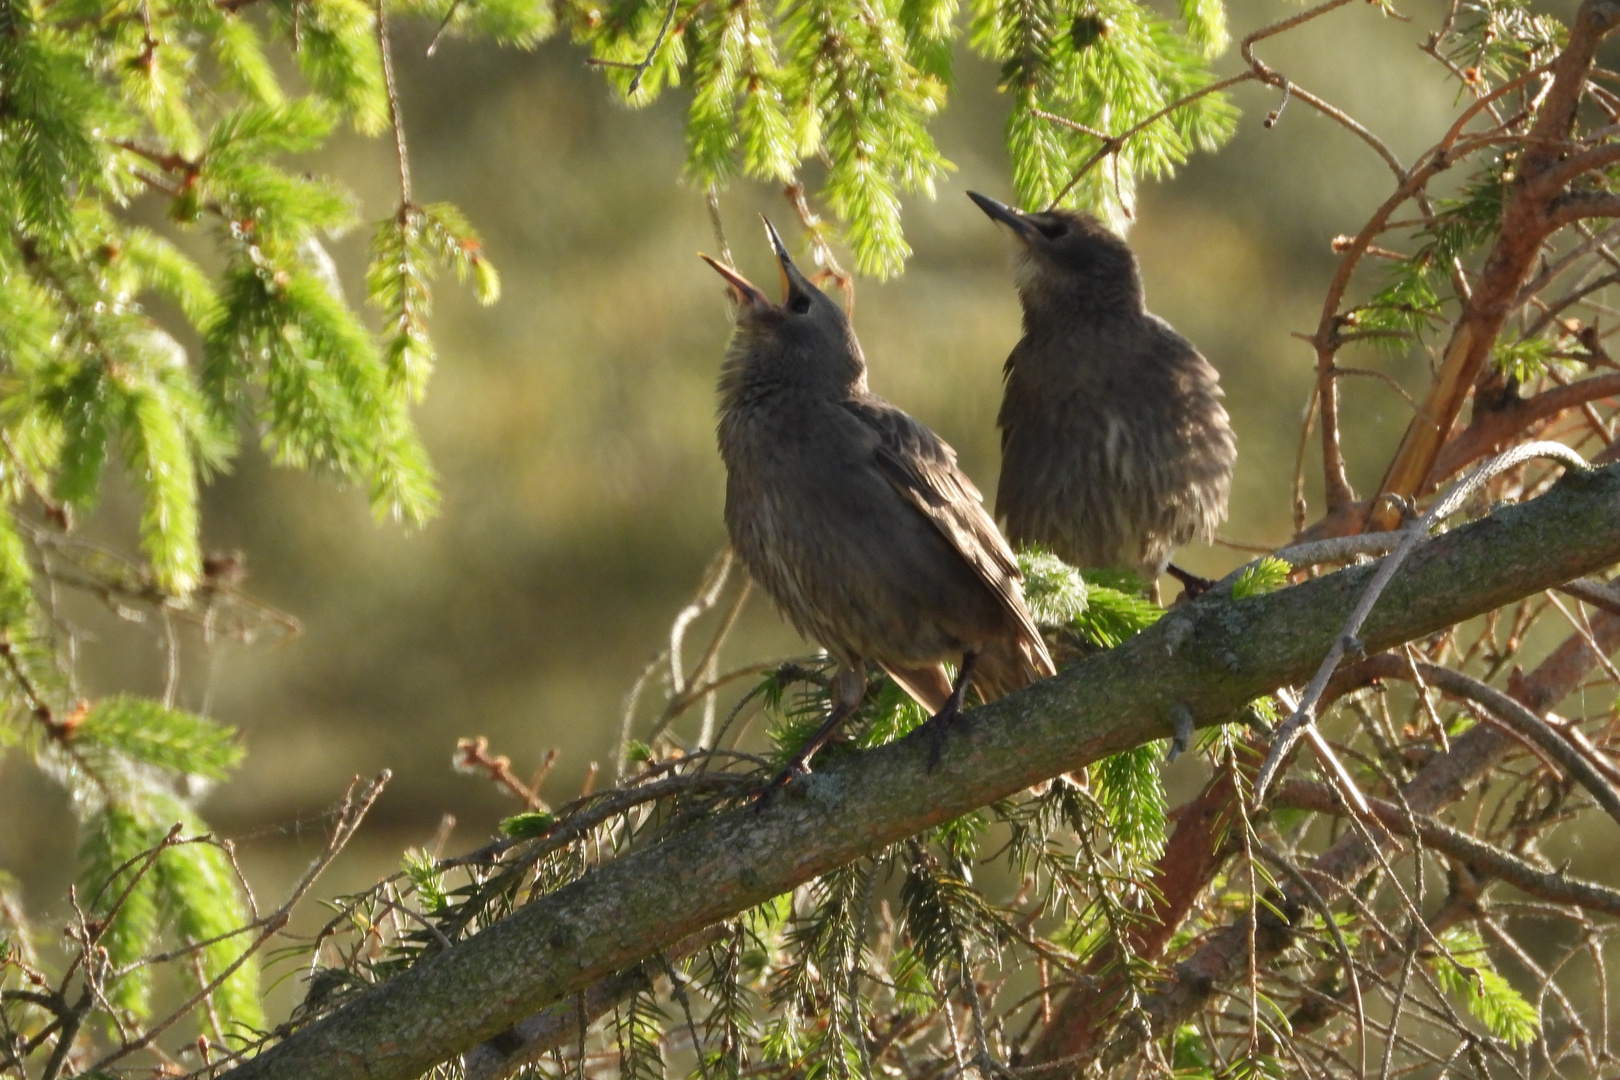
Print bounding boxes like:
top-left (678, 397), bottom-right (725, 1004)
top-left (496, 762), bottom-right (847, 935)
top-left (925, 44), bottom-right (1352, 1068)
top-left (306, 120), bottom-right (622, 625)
top-left (1231, 556), bottom-right (1289, 599)
top-left (78, 803), bottom-right (166, 1022)
top-left (1017, 547), bottom-right (1089, 627)
top-left (500, 810), bottom-right (559, 838)
top-left (1432, 927), bottom-right (1541, 1046)
top-left (1088, 743), bottom-right (1166, 860)
top-left (75, 695), bottom-right (244, 779)
top-left (150, 797), bottom-right (266, 1037)
top-left (1070, 573), bottom-right (1162, 648)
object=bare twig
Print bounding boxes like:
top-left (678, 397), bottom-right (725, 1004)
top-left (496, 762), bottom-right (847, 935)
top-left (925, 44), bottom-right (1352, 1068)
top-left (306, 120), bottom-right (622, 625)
top-left (1272, 779), bottom-right (1620, 914)
top-left (584, 0), bottom-right (679, 96)
top-left (1254, 441), bottom-right (1590, 804)
top-left (1559, 575), bottom-right (1620, 617)
top-left (375, 0), bottom-right (411, 207)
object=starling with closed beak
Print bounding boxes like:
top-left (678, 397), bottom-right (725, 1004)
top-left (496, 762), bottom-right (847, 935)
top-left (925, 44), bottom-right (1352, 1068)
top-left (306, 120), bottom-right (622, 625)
top-left (968, 192), bottom-right (1236, 596)
top-left (702, 219), bottom-right (1055, 778)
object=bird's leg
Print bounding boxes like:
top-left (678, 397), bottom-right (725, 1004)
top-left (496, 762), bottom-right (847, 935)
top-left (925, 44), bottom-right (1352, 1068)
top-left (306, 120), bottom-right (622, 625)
top-left (1166, 563), bottom-right (1216, 601)
top-left (923, 650), bottom-right (981, 772)
top-left (758, 662), bottom-right (866, 800)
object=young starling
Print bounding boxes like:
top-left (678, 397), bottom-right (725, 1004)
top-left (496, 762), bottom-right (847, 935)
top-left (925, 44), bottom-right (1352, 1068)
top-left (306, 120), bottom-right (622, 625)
top-left (702, 220), bottom-right (1055, 775)
top-left (968, 192), bottom-right (1236, 594)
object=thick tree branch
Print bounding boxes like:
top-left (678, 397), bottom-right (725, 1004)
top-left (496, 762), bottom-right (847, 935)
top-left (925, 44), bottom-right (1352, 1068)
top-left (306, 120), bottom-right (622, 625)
top-left (460, 928), bottom-right (723, 1080)
top-left (219, 465), bottom-right (1620, 1080)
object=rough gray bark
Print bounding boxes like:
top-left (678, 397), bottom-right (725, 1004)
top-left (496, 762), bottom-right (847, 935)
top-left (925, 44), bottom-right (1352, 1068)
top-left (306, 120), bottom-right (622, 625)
top-left (222, 464), bottom-right (1620, 1080)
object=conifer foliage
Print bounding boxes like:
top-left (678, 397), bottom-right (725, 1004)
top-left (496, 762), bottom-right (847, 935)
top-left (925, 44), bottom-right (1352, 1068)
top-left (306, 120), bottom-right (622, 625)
top-left (0, 0), bottom-right (502, 1051)
top-left (0, 0), bottom-right (1229, 1058)
top-left (576, 0), bottom-right (1235, 273)
top-left (11, 0), bottom-right (1620, 1072)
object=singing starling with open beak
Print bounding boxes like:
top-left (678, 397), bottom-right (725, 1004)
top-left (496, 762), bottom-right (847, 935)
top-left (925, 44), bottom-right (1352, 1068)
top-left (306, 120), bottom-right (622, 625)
top-left (968, 192), bottom-right (1235, 597)
top-left (702, 219), bottom-right (1055, 778)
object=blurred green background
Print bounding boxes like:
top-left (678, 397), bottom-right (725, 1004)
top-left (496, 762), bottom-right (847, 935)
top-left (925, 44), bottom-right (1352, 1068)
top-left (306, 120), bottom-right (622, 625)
top-left (0, 0), bottom-right (1589, 918)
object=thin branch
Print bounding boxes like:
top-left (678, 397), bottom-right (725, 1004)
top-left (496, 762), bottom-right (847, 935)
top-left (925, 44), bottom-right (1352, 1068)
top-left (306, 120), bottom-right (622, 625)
top-left (1547, 189), bottom-right (1620, 228)
top-left (1546, 589), bottom-right (1620, 684)
top-left (1526, 139), bottom-right (1620, 199)
top-left (1252, 840), bottom-right (1367, 1075)
top-left (1272, 779), bottom-right (1620, 914)
top-left (1427, 371), bottom-right (1620, 483)
top-left (1559, 575), bottom-right (1620, 617)
top-left (1254, 441), bottom-right (1591, 803)
top-left (424, 0), bottom-right (465, 55)
top-left (1046, 72), bottom-right (1256, 208)
top-left (375, 0), bottom-right (411, 207)
top-left (1334, 366), bottom-right (1421, 412)
top-left (584, 0), bottom-right (679, 96)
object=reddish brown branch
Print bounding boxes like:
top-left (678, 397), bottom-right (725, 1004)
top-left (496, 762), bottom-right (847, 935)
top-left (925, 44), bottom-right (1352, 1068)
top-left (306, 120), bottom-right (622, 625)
top-left (453, 737), bottom-right (547, 809)
top-left (1022, 753), bottom-right (1254, 1066)
top-left (1371, 0), bottom-right (1620, 530)
top-left (1426, 372), bottom-right (1620, 484)
top-left (1548, 190), bottom-right (1620, 228)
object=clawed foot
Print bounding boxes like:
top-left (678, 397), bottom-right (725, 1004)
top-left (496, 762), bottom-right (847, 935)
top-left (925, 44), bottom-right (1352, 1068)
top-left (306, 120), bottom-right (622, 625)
top-left (753, 757), bottom-right (811, 810)
top-left (922, 699), bottom-right (965, 772)
top-left (1167, 563), bottom-right (1216, 602)
top-left (754, 667), bottom-right (867, 810)
top-left (921, 650), bottom-right (980, 773)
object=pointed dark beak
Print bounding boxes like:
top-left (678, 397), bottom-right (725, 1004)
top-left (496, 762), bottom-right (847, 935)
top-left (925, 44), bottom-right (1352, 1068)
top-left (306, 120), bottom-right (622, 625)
top-left (700, 253), bottom-right (771, 309)
top-left (761, 216), bottom-right (814, 301)
top-left (967, 190), bottom-right (1038, 242)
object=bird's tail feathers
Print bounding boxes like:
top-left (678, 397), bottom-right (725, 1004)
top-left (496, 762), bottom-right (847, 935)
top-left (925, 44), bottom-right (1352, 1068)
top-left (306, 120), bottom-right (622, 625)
top-left (973, 633), bottom-right (1056, 702)
top-left (881, 662), bottom-right (955, 715)
top-left (883, 632), bottom-right (1054, 717)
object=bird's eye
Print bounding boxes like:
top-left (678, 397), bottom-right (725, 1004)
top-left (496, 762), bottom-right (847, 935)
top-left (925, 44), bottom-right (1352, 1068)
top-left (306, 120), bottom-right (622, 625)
top-left (789, 294), bottom-right (812, 314)
top-left (1037, 220), bottom-right (1068, 240)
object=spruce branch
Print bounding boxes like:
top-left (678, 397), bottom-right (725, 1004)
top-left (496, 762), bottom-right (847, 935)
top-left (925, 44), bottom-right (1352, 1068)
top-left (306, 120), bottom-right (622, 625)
top-left (217, 462), bottom-right (1620, 1080)
top-left (93, 772), bottom-right (391, 1076)
top-left (1045, 72), bottom-right (1250, 209)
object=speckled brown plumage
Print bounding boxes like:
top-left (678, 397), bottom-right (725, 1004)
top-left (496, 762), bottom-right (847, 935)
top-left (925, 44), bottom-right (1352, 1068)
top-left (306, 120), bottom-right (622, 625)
top-left (969, 193), bottom-right (1236, 585)
top-left (702, 221), bottom-right (1054, 772)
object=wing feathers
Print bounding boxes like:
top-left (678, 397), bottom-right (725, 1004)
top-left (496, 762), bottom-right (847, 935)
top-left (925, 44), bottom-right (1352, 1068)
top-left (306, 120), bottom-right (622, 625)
top-left (845, 397), bottom-right (1055, 684)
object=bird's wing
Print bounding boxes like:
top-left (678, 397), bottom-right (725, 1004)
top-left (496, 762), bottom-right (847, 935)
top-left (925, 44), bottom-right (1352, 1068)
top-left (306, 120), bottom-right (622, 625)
top-left (841, 396), bottom-right (1053, 676)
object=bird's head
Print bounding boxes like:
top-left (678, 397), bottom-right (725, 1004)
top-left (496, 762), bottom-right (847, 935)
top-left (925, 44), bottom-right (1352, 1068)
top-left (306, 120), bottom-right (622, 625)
top-left (966, 192), bottom-right (1143, 314)
top-left (701, 219), bottom-right (865, 391)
